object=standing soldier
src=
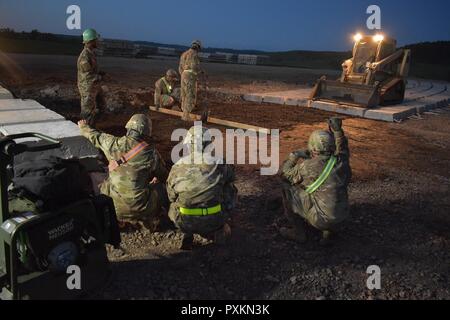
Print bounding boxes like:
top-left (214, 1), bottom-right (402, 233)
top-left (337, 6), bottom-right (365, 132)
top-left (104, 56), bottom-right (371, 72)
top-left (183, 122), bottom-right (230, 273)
top-left (154, 69), bottom-right (181, 109)
top-left (179, 40), bottom-right (202, 121)
top-left (77, 28), bottom-right (106, 126)
top-left (280, 117), bottom-right (352, 245)
top-left (167, 124), bottom-right (238, 250)
top-left (78, 114), bottom-right (169, 229)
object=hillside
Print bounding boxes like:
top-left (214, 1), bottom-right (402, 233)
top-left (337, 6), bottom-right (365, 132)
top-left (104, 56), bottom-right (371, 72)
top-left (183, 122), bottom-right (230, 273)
top-left (0, 29), bottom-right (449, 80)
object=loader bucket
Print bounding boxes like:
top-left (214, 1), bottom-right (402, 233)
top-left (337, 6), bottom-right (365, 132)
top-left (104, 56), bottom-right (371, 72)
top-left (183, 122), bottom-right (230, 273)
top-left (310, 79), bottom-right (380, 108)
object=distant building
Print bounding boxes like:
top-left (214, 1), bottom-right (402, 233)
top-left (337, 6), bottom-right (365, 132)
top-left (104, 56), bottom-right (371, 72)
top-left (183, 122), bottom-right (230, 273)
top-left (98, 39), bottom-right (137, 57)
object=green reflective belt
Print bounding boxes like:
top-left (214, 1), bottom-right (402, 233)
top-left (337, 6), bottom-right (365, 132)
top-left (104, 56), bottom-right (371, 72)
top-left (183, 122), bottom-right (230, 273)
top-left (180, 204), bottom-right (222, 216)
top-left (305, 155), bottom-right (337, 194)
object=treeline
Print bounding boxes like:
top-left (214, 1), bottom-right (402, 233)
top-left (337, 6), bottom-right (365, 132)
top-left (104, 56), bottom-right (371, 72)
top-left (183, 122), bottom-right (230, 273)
top-left (0, 28), bottom-right (80, 43)
top-left (403, 41), bottom-right (450, 65)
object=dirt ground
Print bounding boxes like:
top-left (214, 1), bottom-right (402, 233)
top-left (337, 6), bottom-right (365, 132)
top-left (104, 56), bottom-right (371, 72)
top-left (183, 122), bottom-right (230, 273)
top-left (1, 53), bottom-right (449, 300)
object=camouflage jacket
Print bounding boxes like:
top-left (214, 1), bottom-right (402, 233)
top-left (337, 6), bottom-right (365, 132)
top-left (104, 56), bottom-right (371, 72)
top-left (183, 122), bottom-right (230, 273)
top-left (179, 48), bottom-right (201, 75)
top-left (80, 124), bottom-right (168, 217)
top-left (281, 129), bottom-right (352, 225)
top-left (77, 46), bottom-right (101, 92)
top-left (167, 154), bottom-right (237, 212)
top-left (154, 77), bottom-right (173, 106)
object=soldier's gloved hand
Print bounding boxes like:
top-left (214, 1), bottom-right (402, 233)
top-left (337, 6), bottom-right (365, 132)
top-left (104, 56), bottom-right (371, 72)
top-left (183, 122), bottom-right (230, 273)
top-left (328, 117), bottom-right (343, 132)
top-left (78, 119), bottom-right (88, 128)
top-left (289, 150), bottom-right (309, 161)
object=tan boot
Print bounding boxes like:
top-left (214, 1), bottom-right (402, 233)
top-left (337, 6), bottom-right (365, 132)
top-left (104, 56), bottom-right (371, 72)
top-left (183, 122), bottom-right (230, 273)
top-left (214, 223), bottom-right (232, 245)
top-left (279, 226), bottom-right (307, 243)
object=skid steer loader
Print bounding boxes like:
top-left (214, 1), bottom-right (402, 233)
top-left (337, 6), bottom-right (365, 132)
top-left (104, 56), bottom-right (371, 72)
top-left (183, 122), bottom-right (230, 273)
top-left (309, 33), bottom-right (411, 108)
top-left (0, 133), bottom-right (120, 300)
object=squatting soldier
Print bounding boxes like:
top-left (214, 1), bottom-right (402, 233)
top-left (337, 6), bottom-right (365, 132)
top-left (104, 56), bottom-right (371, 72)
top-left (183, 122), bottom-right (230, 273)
top-left (179, 40), bottom-right (202, 121)
top-left (78, 114), bottom-right (168, 228)
top-left (280, 117), bottom-right (351, 245)
top-left (167, 124), bottom-right (238, 250)
top-left (77, 28), bottom-right (106, 126)
top-left (154, 69), bottom-right (181, 109)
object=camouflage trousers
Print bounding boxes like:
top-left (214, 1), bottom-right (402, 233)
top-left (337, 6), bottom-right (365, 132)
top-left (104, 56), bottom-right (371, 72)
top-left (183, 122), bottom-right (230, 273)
top-left (79, 85), bottom-right (106, 126)
top-left (168, 204), bottom-right (228, 237)
top-left (160, 88), bottom-right (181, 108)
top-left (181, 71), bottom-right (197, 115)
top-left (100, 180), bottom-right (165, 223)
top-left (281, 181), bottom-right (336, 231)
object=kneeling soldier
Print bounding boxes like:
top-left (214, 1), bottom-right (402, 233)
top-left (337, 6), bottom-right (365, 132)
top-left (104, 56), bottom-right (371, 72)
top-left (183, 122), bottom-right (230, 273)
top-left (280, 117), bottom-right (351, 245)
top-left (167, 124), bottom-right (238, 249)
top-left (154, 69), bottom-right (181, 109)
top-left (78, 114), bottom-right (168, 228)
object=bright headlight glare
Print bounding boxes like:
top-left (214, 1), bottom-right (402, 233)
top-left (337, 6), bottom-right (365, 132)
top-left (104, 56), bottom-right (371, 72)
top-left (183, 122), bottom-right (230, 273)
top-left (373, 34), bottom-right (384, 42)
top-left (353, 33), bottom-right (363, 42)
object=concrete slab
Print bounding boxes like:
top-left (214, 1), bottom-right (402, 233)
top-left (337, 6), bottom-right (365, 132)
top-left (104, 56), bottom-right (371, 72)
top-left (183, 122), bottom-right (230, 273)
top-left (242, 94), bottom-right (263, 103)
top-left (0, 108), bottom-right (64, 125)
top-left (0, 87), bottom-right (14, 99)
top-left (262, 96), bottom-right (285, 104)
top-left (0, 99), bottom-right (45, 112)
top-left (243, 79), bottom-right (450, 122)
top-left (0, 120), bottom-right (81, 140)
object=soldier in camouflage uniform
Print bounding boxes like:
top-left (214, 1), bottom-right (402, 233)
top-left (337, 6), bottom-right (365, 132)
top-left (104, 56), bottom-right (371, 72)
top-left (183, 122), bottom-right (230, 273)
top-left (167, 124), bottom-right (238, 249)
top-left (179, 40), bottom-right (202, 121)
top-left (77, 28), bottom-right (106, 126)
top-left (78, 114), bottom-right (168, 226)
top-left (154, 69), bottom-right (181, 109)
top-left (280, 117), bottom-right (351, 245)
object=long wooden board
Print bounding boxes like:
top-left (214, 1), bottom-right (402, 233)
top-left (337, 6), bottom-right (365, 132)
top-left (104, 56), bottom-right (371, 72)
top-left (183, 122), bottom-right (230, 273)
top-left (149, 106), bottom-right (271, 134)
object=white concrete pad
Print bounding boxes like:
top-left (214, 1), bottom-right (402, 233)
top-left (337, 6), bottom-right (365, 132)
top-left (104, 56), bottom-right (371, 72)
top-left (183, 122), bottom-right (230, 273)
top-left (0, 99), bottom-right (45, 111)
top-left (0, 120), bottom-right (81, 141)
top-left (0, 108), bottom-right (64, 125)
top-left (243, 79), bottom-right (450, 122)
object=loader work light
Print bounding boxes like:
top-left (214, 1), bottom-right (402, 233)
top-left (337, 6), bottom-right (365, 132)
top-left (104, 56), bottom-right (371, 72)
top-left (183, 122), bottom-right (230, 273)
top-left (353, 33), bottom-right (363, 42)
top-left (373, 34), bottom-right (384, 42)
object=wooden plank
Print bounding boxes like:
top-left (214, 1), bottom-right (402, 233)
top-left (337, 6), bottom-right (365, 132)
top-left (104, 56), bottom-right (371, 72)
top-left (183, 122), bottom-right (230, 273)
top-left (149, 106), bottom-right (271, 134)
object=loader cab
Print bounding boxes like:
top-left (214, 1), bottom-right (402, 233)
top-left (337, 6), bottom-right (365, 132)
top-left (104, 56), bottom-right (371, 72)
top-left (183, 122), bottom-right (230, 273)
top-left (347, 34), bottom-right (397, 83)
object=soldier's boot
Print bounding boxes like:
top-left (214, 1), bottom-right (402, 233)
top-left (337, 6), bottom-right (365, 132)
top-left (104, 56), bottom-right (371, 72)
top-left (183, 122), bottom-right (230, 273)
top-left (118, 219), bottom-right (141, 233)
top-left (280, 191), bottom-right (307, 243)
top-left (319, 230), bottom-right (333, 247)
top-left (180, 233), bottom-right (194, 250)
top-left (213, 223), bottom-right (232, 245)
top-left (279, 226), bottom-right (307, 243)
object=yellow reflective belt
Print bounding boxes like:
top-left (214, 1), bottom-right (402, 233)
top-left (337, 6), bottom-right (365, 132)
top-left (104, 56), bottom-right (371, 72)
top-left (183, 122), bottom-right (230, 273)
top-left (162, 78), bottom-right (172, 93)
top-left (180, 204), bottom-right (222, 216)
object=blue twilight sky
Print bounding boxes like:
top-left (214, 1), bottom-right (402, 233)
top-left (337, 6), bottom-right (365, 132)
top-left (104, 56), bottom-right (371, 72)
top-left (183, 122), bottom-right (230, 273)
top-left (0, 0), bottom-right (449, 52)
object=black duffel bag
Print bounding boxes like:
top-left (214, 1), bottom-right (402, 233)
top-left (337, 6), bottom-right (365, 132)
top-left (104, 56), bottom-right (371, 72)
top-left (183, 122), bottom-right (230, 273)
top-left (12, 155), bottom-right (90, 211)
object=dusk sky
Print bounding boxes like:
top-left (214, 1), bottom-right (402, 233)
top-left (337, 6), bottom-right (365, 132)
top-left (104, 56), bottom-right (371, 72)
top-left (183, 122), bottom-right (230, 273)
top-left (0, 0), bottom-right (449, 51)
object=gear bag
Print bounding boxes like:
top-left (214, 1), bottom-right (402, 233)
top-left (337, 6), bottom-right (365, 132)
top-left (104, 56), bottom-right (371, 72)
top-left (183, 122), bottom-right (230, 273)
top-left (12, 156), bottom-right (89, 211)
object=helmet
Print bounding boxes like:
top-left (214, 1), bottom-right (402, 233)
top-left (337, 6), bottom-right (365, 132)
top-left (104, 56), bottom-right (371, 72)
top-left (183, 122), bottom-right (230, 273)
top-left (183, 124), bottom-right (211, 152)
top-left (308, 130), bottom-right (335, 154)
top-left (82, 28), bottom-right (99, 43)
top-left (125, 114), bottom-right (152, 137)
top-left (191, 40), bottom-right (202, 50)
top-left (166, 69), bottom-right (178, 79)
